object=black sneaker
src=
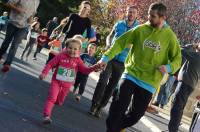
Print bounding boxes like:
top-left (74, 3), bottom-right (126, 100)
top-left (88, 105), bottom-right (97, 115)
top-left (152, 102), bottom-right (159, 107)
top-left (94, 108), bottom-right (102, 118)
top-left (160, 104), bottom-right (164, 109)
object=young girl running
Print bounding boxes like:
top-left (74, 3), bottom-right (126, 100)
top-left (39, 38), bottom-right (99, 124)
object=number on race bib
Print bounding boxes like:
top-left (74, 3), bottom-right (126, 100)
top-left (56, 67), bottom-right (75, 82)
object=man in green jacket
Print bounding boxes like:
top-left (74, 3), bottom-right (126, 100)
top-left (98, 2), bottom-right (182, 132)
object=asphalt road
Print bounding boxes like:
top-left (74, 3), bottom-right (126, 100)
top-left (0, 35), bottom-right (189, 132)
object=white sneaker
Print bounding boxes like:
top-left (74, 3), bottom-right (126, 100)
top-left (75, 94), bottom-right (81, 101)
top-left (32, 57), bottom-right (37, 60)
top-left (25, 57), bottom-right (28, 62)
top-left (42, 116), bottom-right (52, 124)
top-left (20, 55), bottom-right (24, 60)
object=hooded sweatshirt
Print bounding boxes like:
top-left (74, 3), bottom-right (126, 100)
top-left (102, 22), bottom-right (182, 93)
top-left (42, 52), bottom-right (96, 87)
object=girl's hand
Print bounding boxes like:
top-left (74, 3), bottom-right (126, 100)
top-left (39, 74), bottom-right (46, 80)
top-left (93, 63), bottom-right (103, 72)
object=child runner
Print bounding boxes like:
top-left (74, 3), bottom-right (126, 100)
top-left (33, 28), bottom-right (50, 60)
top-left (20, 22), bottom-right (40, 61)
top-left (46, 37), bottom-right (62, 64)
top-left (73, 43), bottom-right (97, 101)
top-left (39, 38), bottom-right (99, 124)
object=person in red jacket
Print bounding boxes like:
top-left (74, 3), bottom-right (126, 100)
top-left (39, 38), bottom-right (99, 124)
top-left (33, 28), bottom-right (50, 60)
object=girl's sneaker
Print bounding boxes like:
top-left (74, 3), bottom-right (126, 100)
top-left (43, 116), bottom-right (52, 124)
top-left (1, 65), bottom-right (10, 73)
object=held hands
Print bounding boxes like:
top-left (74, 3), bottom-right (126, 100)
top-left (93, 60), bottom-right (107, 72)
top-left (97, 60), bottom-right (107, 70)
top-left (159, 65), bottom-right (168, 75)
top-left (39, 74), bottom-right (46, 80)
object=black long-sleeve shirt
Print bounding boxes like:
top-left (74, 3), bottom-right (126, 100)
top-left (62, 13), bottom-right (91, 39)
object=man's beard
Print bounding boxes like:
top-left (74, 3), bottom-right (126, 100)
top-left (150, 21), bottom-right (159, 28)
top-left (128, 16), bottom-right (135, 22)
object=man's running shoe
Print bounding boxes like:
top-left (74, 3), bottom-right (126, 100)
top-left (94, 108), bottom-right (102, 118)
top-left (88, 105), bottom-right (97, 115)
top-left (120, 129), bottom-right (126, 132)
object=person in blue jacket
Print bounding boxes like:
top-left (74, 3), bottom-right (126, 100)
top-left (0, 11), bottom-right (9, 32)
top-left (89, 5), bottom-right (140, 118)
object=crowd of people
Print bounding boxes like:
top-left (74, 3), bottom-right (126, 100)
top-left (110, 0), bottom-right (200, 45)
top-left (0, 0), bottom-right (200, 132)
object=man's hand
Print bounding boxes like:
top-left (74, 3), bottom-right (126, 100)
top-left (159, 65), bottom-right (168, 74)
top-left (39, 74), bottom-right (46, 80)
top-left (97, 59), bottom-right (107, 71)
top-left (6, 3), bottom-right (26, 13)
top-left (16, 8), bottom-right (26, 13)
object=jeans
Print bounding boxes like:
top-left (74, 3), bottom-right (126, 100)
top-left (156, 76), bottom-right (175, 106)
top-left (91, 59), bottom-right (124, 107)
top-left (0, 23), bottom-right (27, 65)
top-left (21, 37), bottom-right (36, 58)
top-left (0, 22), bottom-right (8, 32)
top-left (106, 79), bottom-right (152, 132)
top-left (168, 82), bottom-right (194, 132)
top-left (33, 44), bottom-right (43, 58)
top-left (46, 52), bottom-right (56, 64)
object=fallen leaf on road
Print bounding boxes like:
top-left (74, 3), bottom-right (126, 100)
top-left (3, 92), bottom-right (8, 95)
top-left (22, 118), bottom-right (27, 122)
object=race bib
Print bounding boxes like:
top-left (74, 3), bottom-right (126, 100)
top-left (56, 67), bottom-right (75, 82)
top-left (31, 32), bottom-right (38, 39)
top-left (51, 46), bottom-right (61, 53)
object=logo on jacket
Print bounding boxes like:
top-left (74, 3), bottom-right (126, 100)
top-left (143, 40), bottom-right (161, 53)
